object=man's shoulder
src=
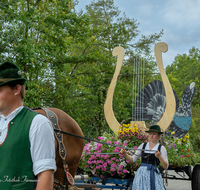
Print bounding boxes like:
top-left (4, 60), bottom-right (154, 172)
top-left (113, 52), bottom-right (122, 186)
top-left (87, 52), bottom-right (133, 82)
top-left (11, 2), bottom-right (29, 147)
top-left (24, 107), bottom-right (52, 125)
top-left (30, 114), bottom-right (54, 136)
top-left (33, 113), bottom-right (52, 124)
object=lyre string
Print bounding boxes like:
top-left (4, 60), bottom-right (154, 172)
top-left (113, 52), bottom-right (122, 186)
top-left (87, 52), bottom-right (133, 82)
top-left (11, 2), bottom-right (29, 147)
top-left (132, 57), bottom-right (135, 120)
top-left (142, 58), bottom-right (145, 122)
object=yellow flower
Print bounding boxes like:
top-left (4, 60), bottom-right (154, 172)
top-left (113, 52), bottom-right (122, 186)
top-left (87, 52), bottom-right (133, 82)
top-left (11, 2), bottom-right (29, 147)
top-left (171, 131), bottom-right (175, 135)
top-left (183, 139), bottom-right (186, 142)
top-left (186, 140), bottom-right (189, 143)
top-left (133, 125), bottom-right (137, 127)
top-left (184, 134), bottom-right (189, 139)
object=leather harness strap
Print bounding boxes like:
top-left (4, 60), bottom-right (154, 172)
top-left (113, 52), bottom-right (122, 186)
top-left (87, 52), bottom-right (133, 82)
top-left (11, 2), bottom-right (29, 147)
top-left (42, 108), bottom-right (74, 190)
top-left (53, 179), bottom-right (65, 190)
top-left (42, 108), bottom-right (66, 160)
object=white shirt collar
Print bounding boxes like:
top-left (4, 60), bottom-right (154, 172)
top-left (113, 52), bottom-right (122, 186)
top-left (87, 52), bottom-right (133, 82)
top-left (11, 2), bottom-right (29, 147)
top-left (0, 106), bottom-right (24, 122)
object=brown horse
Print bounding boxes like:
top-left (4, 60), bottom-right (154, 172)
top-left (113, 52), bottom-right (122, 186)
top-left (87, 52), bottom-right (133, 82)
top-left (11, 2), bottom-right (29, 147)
top-left (34, 107), bottom-right (84, 188)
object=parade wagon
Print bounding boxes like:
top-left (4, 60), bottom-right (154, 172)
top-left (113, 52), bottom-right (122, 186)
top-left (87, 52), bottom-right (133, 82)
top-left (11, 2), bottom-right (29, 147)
top-left (73, 43), bottom-right (200, 190)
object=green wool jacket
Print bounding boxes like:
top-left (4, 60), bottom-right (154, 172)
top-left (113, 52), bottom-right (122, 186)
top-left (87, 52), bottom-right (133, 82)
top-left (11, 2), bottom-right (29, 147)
top-left (0, 107), bottom-right (37, 190)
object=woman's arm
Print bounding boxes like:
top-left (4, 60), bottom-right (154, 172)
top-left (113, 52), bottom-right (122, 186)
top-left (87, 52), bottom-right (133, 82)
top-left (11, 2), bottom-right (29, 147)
top-left (155, 146), bottom-right (168, 169)
top-left (120, 148), bottom-right (134, 163)
top-left (120, 144), bottom-right (143, 163)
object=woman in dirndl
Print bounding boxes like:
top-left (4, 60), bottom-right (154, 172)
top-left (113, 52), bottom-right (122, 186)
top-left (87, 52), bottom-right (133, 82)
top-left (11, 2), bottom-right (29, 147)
top-left (120, 125), bottom-right (168, 190)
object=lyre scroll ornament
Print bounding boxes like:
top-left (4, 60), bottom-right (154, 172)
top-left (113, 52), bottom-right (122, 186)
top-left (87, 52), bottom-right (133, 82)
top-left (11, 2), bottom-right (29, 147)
top-left (104, 47), bottom-right (124, 135)
top-left (104, 43), bottom-right (176, 135)
top-left (154, 42), bottom-right (176, 131)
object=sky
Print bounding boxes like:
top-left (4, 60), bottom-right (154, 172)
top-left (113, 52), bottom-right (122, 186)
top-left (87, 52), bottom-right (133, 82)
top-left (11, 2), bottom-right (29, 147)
top-left (75, 0), bottom-right (200, 68)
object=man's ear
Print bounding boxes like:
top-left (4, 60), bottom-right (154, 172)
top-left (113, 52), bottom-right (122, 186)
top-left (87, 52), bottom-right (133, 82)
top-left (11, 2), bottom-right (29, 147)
top-left (14, 84), bottom-right (22, 96)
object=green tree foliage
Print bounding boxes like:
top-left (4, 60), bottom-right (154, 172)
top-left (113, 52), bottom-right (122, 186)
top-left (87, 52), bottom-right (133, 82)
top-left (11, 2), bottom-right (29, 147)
top-left (166, 47), bottom-right (200, 107)
top-left (85, 0), bottom-right (163, 55)
top-left (0, 0), bottom-right (93, 107)
top-left (0, 0), bottom-right (162, 138)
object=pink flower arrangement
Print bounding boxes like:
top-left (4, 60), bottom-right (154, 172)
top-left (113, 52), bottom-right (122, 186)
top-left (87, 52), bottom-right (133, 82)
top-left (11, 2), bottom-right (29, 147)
top-left (79, 125), bottom-right (199, 178)
top-left (79, 128), bottom-right (148, 178)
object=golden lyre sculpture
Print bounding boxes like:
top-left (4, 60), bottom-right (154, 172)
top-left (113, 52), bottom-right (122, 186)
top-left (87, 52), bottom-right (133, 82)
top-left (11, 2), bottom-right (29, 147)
top-left (104, 42), bottom-right (176, 135)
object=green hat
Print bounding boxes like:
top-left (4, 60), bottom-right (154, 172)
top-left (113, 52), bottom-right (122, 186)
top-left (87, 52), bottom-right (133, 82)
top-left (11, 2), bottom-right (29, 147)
top-left (0, 62), bottom-right (26, 86)
top-left (145, 125), bottom-right (163, 134)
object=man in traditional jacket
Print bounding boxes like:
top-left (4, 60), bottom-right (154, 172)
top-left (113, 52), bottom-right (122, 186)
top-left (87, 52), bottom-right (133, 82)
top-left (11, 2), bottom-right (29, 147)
top-left (0, 62), bottom-right (56, 190)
